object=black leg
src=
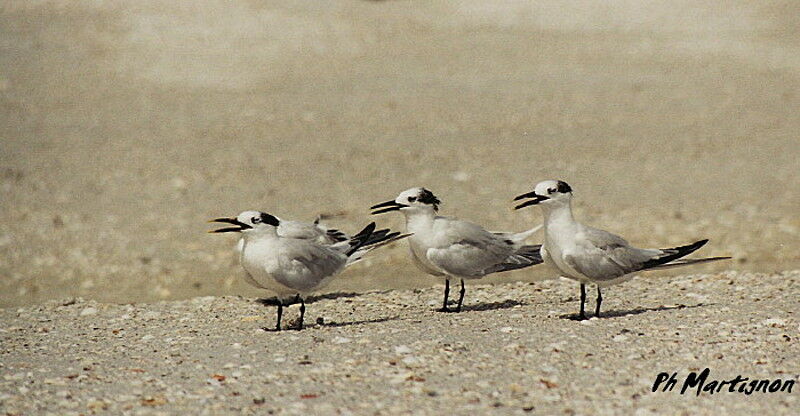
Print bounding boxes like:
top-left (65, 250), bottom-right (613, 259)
top-left (579, 284), bottom-right (587, 320)
top-left (438, 279), bottom-right (451, 312)
top-left (297, 297), bottom-right (306, 330)
top-left (595, 286), bottom-right (603, 318)
top-left (275, 300), bottom-right (283, 331)
top-left (455, 279), bottom-right (466, 312)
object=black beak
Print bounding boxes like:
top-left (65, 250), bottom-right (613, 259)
top-left (370, 200), bottom-right (408, 215)
top-left (513, 191), bottom-right (548, 210)
top-left (208, 217), bottom-right (252, 233)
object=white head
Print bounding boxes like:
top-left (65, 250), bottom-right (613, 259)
top-left (370, 187), bottom-right (441, 216)
top-left (209, 210), bottom-right (281, 235)
top-left (513, 180), bottom-right (573, 210)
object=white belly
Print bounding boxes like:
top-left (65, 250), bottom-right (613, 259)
top-left (239, 241), bottom-right (334, 298)
top-left (408, 237), bottom-right (446, 277)
top-left (543, 237), bottom-right (590, 283)
top-left (241, 268), bottom-right (299, 297)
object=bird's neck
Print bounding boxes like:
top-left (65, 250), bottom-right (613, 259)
top-left (403, 209), bottom-right (436, 232)
top-left (542, 202), bottom-right (576, 231)
top-left (242, 227), bottom-right (279, 243)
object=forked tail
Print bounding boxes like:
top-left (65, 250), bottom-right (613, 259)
top-left (345, 222), bottom-right (377, 256)
top-left (343, 223), bottom-right (411, 265)
top-left (641, 239), bottom-right (731, 270)
top-left (493, 224), bottom-right (542, 245)
top-left (483, 244), bottom-right (543, 274)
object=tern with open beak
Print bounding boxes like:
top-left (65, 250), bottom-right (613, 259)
top-left (210, 211), bottom-right (408, 330)
top-left (371, 187), bottom-right (543, 312)
top-left (514, 180), bottom-right (730, 320)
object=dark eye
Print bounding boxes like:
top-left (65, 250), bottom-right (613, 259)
top-left (408, 196), bottom-right (417, 202)
top-left (547, 188), bottom-right (556, 194)
top-left (251, 216), bottom-right (261, 224)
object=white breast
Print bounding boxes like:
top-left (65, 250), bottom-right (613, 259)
top-left (543, 223), bottom-right (588, 282)
top-left (408, 235), bottom-right (446, 276)
top-left (239, 239), bottom-right (298, 296)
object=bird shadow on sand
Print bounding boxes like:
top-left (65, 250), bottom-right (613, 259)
top-left (256, 293), bottom-right (357, 307)
top-left (316, 316), bottom-right (400, 328)
top-left (263, 316), bottom-right (400, 331)
top-left (256, 290), bottom-right (396, 306)
top-left (459, 299), bottom-right (525, 312)
top-left (559, 303), bottom-right (711, 321)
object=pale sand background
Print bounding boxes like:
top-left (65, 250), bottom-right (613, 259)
top-left (1, 272), bottom-right (798, 414)
top-left (2, 1), bottom-right (799, 307)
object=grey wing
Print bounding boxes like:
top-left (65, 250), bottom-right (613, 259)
top-left (427, 240), bottom-right (507, 278)
top-left (296, 244), bottom-right (347, 277)
top-left (426, 222), bottom-right (514, 277)
top-left (482, 244), bottom-right (543, 274)
top-left (273, 243), bottom-right (347, 291)
top-left (564, 227), bottom-right (658, 281)
top-left (278, 220), bottom-right (327, 241)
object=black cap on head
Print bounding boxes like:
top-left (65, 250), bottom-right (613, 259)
top-left (258, 212), bottom-right (280, 226)
top-left (418, 188), bottom-right (441, 210)
top-left (556, 181), bottom-right (572, 194)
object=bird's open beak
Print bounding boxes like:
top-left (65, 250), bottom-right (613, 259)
top-left (208, 217), bottom-right (252, 233)
top-left (370, 200), bottom-right (408, 215)
top-left (513, 191), bottom-right (549, 209)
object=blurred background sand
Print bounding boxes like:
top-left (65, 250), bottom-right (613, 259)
top-left (1, 0), bottom-right (798, 307)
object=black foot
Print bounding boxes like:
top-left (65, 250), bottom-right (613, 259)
top-left (440, 280), bottom-right (451, 311)
top-left (274, 302), bottom-right (283, 331)
top-left (579, 284), bottom-right (587, 321)
top-left (595, 286), bottom-right (603, 318)
top-left (455, 279), bottom-right (465, 313)
top-left (297, 296), bottom-right (306, 330)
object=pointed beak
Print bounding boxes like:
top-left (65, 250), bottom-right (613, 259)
top-left (370, 200), bottom-right (408, 215)
top-left (208, 217), bottom-right (252, 233)
top-left (513, 191), bottom-right (548, 210)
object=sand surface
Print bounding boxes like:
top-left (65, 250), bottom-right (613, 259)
top-left (2, 271), bottom-right (798, 415)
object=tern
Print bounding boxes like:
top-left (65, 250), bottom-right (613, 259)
top-left (371, 187), bottom-right (543, 312)
top-left (514, 180), bottom-right (730, 320)
top-left (210, 211), bottom-right (408, 330)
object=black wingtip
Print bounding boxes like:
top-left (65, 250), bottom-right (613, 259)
top-left (325, 228), bottom-right (349, 242)
top-left (675, 239), bottom-right (709, 254)
top-left (352, 222), bottom-right (376, 239)
top-left (362, 229), bottom-right (399, 246)
top-left (641, 239), bottom-right (712, 270)
top-left (346, 222), bottom-right (378, 256)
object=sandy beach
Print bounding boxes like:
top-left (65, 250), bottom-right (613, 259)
top-left (2, 271), bottom-right (798, 415)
